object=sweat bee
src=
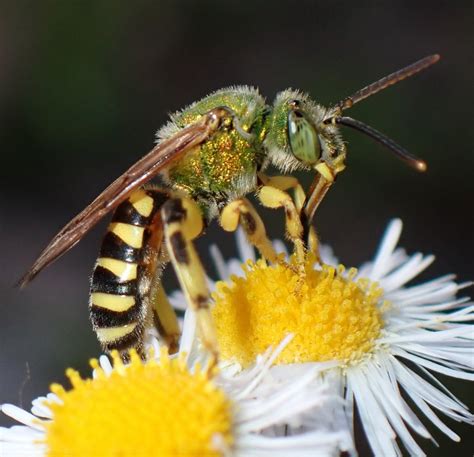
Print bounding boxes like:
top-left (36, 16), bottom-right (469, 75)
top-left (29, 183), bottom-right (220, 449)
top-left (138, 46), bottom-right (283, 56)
top-left (20, 55), bottom-right (439, 360)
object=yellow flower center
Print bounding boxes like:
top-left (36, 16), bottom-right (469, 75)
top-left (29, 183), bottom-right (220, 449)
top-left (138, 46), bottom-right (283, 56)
top-left (212, 258), bottom-right (384, 367)
top-left (44, 350), bottom-right (233, 456)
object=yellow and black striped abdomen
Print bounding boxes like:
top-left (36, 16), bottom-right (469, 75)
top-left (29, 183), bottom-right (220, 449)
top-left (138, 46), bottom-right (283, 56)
top-left (89, 187), bottom-right (169, 354)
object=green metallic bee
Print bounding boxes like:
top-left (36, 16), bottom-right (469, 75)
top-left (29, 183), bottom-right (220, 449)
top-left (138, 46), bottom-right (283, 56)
top-left (20, 55), bottom-right (439, 360)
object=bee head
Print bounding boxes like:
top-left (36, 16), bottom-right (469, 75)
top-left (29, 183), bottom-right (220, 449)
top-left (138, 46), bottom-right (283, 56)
top-left (264, 90), bottom-right (347, 177)
top-left (264, 56), bottom-right (438, 228)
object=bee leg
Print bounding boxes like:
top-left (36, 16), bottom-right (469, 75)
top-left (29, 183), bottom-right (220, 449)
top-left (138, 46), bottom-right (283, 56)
top-left (303, 228), bottom-right (320, 263)
top-left (258, 173), bottom-right (321, 263)
top-left (257, 186), bottom-right (306, 265)
top-left (161, 196), bottom-right (218, 367)
top-left (257, 174), bottom-right (306, 212)
top-left (149, 282), bottom-right (181, 354)
top-left (220, 198), bottom-right (280, 263)
top-left (304, 170), bottom-right (336, 263)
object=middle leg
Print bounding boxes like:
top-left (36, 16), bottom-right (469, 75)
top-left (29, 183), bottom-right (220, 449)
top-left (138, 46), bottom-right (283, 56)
top-left (219, 197), bottom-right (280, 264)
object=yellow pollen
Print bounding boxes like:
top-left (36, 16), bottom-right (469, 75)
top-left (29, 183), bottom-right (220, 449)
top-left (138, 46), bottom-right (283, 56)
top-left (212, 257), bottom-right (385, 367)
top-left (44, 349), bottom-right (233, 456)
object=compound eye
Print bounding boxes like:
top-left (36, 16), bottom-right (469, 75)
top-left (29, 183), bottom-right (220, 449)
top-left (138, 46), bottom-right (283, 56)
top-left (287, 109), bottom-right (321, 164)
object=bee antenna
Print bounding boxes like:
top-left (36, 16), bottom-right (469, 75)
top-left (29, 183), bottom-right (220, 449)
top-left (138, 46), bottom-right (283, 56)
top-left (332, 116), bottom-right (427, 172)
top-left (336, 54), bottom-right (440, 111)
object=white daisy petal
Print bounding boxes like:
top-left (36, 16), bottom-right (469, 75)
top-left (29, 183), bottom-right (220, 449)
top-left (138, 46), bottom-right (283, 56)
top-left (236, 227), bottom-right (256, 263)
top-left (380, 254), bottom-right (435, 293)
top-left (30, 398), bottom-right (52, 420)
top-left (0, 440), bottom-right (46, 457)
top-left (0, 425), bottom-right (45, 442)
top-left (368, 218), bottom-right (403, 281)
top-left (399, 297), bottom-right (470, 315)
top-left (392, 347), bottom-right (474, 381)
top-left (210, 243), bottom-right (231, 279)
top-left (98, 354), bottom-right (113, 375)
top-left (1, 405), bottom-right (45, 431)
top-left (348, 369), bottom-right (398, 457)
top-left (392, 357), bottom-right (472, 425)
top-left (386, 274), bottom-right (457, 302)
top-left (231, 334), bottom-right (295, 400)
top-left (272, 239), bottom-right (288, 257)
top-left (167, 289), bottom-right (187, 311)
top-left (179, 302), bottom-right (197, 357)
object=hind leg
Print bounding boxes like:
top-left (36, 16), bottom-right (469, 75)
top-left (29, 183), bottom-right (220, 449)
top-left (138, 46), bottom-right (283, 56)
top-left (148, 283), bottom-right (181, 354)
top-left (162, 196), bottom-right (219, 366)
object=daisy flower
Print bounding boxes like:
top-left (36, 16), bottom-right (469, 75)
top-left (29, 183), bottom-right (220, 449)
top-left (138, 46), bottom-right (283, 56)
top-left (0, 335), bottom-right (351, 457)
top-left (181, 219), bottom-right (473, 457)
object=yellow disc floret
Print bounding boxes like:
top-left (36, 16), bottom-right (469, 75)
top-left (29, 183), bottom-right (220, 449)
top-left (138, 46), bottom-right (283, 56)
top-left (212, 257), bottom-right (385, 367)
top-left (44, 349), bottom-right (233, 456)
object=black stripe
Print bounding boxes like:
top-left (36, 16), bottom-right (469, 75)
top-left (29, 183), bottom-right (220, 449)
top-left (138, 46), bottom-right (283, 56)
top-left (162, 198), bottom-right (186, 224)
top-left (241, 211), bottom-right (257, 235)
top-left (90, 265), bottom-right (138, 295)
top-left (300, 210), bottom-right (310, 250)
top-left (112, 200), bottom-right (150, 226)
top-left (103, 325), bottom-right (144, 352)
top-left (90, 297), bottom-right (143, 328)
top-left (99, 231), bottom-right (141, 263)
top-left (169, 231), bottom-right (189, 264)
top-left (146, 188), bottom-right (170, 209)
top-left (111, 189), bottom-right (169, 226)
top-left (194, 294), bottom-right (209, 309)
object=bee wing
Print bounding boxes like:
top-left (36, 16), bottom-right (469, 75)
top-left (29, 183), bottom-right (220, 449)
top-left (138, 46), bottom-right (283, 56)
top-left (19, 110), bottom-right (224, 287)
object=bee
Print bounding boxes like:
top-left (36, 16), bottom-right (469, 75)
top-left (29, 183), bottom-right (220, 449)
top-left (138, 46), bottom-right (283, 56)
top-left (20, 55), bottom-right (439, 360)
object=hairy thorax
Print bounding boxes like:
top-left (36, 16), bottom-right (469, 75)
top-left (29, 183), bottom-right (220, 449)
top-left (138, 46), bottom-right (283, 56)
top-left (158, 87), bottom-right (268, 218)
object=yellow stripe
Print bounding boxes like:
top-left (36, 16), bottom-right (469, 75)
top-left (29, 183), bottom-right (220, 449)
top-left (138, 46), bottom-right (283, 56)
top-left (109, 222), bottom-right (144, 248)
top-left (96, 323), bottom-right (138, 343)
top-left (97, 258), bottom-right (137, 281)
top-left (129, 190), bottom-right (154, 217)
top-left (91, 292), bottom-right (135, 312)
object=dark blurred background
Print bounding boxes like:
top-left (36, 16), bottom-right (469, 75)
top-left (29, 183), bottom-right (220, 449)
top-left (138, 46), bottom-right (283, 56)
top-left (0, 1), bottom-right (472, 454)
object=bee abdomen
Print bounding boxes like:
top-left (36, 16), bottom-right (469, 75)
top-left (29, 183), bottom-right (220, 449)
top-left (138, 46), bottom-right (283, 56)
top-left (89, 187), bottom-right (169, 355)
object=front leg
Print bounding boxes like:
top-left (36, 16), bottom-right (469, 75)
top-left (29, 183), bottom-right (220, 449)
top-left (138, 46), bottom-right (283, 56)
top-left (257, 185), bottom-right (306, 264)
top-left (258, 173), bottom-right (321, 263)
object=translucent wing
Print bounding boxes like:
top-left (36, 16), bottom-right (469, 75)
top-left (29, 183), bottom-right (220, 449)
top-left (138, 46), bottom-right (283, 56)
top-left (19, 109), bottom-right (225, 287)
